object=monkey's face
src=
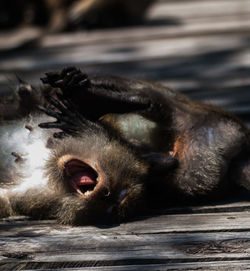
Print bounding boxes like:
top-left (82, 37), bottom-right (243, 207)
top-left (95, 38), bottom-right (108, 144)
top-left (46, 131), bottom-right (148, 225)
top-left (56, 154), bottom-right (109, 199)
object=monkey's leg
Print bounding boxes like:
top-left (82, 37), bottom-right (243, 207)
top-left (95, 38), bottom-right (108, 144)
top-left (172, 121), bottom-right (249, 199)
top-left (229, 156), bottom-right (250, 192)
top-left (41, 67), bottom-right (154, 120)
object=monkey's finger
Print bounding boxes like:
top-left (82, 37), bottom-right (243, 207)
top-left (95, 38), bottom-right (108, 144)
top-left (53, 97), bottom-right (101, 130)
top-left (39, 122), bottom-right (78, 137)
top-left (53, 132), bottom-right (67, 138)
top-left (44, 93), bottom-right (89, 128)
top-left (55, 93), bottom-right (86, 121)
top-left (40, 77), bottom-right (49, 84)
top-left (38, 105), bottom-right (74, 124)
top-left (79, 78), bottom-right (90, 87)
top-left (62, 70), bottom-right (81, 88)
top-left (42, 90), bottom-right (102, 133)
top-left (60, 69), bottom-right (90, 93)
top-left (38, 105), bottom-right (63, 119)
top-left (38, 121), bottom-right (71, 129)
top-left (45, 95), bottom-right (74, 117)
top-left (61, 66), bottom-right (79, 77)
top-left (38, 122), bottom-right (61, 129)
top-left (67, 73), bottom-right (84, 87)
top-left (41, 72), bottom-right (61, 87)
top-left (54, 93), bottom-right (80, 117)
top-left (41, 68), bottom-right (77, 86)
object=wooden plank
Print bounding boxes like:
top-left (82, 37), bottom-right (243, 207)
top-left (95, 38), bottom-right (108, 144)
top-left (39, 0), bottom-right (250, 47)
top-left (149, 0), bottom-right (250, 21)
top-left (0, 33), bottom-right (249, 72)
top-left (14, 261), bottom-right (250, 271)
top-left (0, 27), bottom-right (43, 51)
top-left (0, 0), bottom-right (249, 51)
top-left (2, 231), bottom-right (250, 265)
top-left (187, 86), bottom-right (250, 104)
top-left (1, 211), bottom-right (250, 236)
top-left (118, 212), bottom-right (250, 234)
top-left (39, 17), bottom-right (250, 48)
top-left (160, 200), bottom-right (250, 215)
top-left (1, 49), bottom-right (249, 90)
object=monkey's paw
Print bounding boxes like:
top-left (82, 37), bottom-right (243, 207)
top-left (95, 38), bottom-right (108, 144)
top-left (41, 67), bottom-right (91, 95)
top-left (38, 93), bottom-right (100, 138)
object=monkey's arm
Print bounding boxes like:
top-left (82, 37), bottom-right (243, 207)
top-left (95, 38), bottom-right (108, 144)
top-left (39, 92), bottom-right (178, 172)
top-left (40, 67), bottom-right (179, 122)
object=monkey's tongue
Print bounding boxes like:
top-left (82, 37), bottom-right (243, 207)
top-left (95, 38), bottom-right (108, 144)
top-left (72, 173), bottom-right (97, 186)
top-left (70, 172), bottom-right (97, 196)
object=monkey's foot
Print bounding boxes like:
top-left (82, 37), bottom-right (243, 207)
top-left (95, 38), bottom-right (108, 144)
top-left (41, 67), bottom-right (151, 120)
top-left (41, 67), bottom-right (90, 93)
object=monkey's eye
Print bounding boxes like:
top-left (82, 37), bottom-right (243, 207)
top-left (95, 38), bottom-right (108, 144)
top-left (64, 159), bottom-right (98, 196)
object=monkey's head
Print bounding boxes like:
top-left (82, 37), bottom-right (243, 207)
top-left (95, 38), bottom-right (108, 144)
top-left (45, 128), bottom-right (149, 225)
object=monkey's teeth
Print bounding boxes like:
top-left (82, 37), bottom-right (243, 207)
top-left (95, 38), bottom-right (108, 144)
top-left (84, 190), bottom-right (93, 196)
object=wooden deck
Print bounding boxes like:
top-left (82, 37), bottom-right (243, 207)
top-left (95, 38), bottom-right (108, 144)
top-left (1, 0), bottom-right (250, 270)
top-left (1, 201), bottom-right (250, 270)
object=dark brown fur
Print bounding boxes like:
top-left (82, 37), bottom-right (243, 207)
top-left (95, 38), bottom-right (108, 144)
top-left (1, 67), bottom-right (250, 225)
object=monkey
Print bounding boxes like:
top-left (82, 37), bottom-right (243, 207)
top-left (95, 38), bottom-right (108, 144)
top-left (0, 66), bottom-right (250, 225)
top-left (0, 75), bottom-right (168, 224)
top-left (39, 67), bottom-right (250, 209)
top-left (0, 83), bottom-right (155, 224)
top-left (0, 0), bottom-right (155, 31)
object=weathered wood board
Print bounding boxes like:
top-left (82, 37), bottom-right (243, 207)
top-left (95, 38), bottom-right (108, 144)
top-left (1, 200), bottom-right (250, 270)
top-left (1, 208), bottom-right (250, 270)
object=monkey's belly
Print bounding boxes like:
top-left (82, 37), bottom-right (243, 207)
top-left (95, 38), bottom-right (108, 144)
top-left (101, 113), bottom-right (158, 147)
top-left (0, 115), bottom-right (53, 190)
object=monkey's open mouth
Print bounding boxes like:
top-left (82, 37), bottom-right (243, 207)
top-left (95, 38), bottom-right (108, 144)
top-left (64, 159), bottom-right (98, 196)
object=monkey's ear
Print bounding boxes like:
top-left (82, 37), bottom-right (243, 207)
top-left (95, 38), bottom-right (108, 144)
top-left (142, 152), bottom-right (179, 174)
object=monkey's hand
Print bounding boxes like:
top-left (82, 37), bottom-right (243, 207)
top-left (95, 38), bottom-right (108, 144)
top-left (41, 67), bottom-right (153, 120)
top-left (38, 93), bottom-right (100, 138)
top-left (41, 67), bottom-right (91, 94)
